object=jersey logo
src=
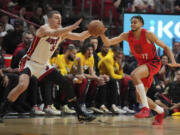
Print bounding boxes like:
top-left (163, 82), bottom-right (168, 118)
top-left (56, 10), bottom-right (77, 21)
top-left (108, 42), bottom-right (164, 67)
top-left (46, 37), bottom-right (59, 45)
top-left (134, 44), bottom-right (143, 54)
top-left (46, 37), bottom-right (59, 51)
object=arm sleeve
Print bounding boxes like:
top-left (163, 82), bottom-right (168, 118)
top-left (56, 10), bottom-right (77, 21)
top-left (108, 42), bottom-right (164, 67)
top-left (104, 59), bottom-right (123, 79)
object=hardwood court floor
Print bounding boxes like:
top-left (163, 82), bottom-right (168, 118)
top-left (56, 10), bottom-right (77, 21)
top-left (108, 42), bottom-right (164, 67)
top-left (0, 115), bottom-right (180, 135)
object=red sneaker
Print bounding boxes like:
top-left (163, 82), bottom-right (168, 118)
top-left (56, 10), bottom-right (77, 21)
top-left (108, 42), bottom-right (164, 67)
top-left (135, 107), bottom-right (150, 118)
top-left (152, 112), bottom-right (165, 125)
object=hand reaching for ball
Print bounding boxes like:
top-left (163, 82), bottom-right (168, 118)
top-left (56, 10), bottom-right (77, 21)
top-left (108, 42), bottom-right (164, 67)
top-left (88, 20), bottom-right (106, 37)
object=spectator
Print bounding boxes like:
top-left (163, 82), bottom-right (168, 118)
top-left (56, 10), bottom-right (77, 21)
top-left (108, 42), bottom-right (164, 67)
top-left (152, 55), bottom-right (172, 102)
top-left (89, 37), bottom-right (100, 75)
top-left (0, 63), bottom-right (44, 115)
top-left (0, 14), bottom-right (14, 32)
top-left (43, 4), bottom-right (53, 24)
top-left (154, 0), bottom-right (174, 13)
top-left (18, 6), bottom-right (28, 30)
top-left (30, 6), bottom-right (44, 28)
top-left (97, 45), bottom-right (113, 60)
top-left (98, 46), bottom-right (132, 113)
top-left (155, 69), bottom-right (180, 113)
top-left (7, 0), bottom-right (18, 13)
top-left (175, 0), bottom-right (180, 13)
top-left (11, 31), bottom-right (33, 68)
top-left (50, 45), bottom-right (84, 114)
top-left (74, 42), bottom-right (106, 113)
top-left (28, 24), bottom-right (36, 36)
top-left (0, 23), bottom-right (7, 38)
top-left (134, 0), bottom-right (155, 12)
top-left (113, 0), bottom-right (135, 13)
top-left (2, 19), bottom-right (24, 54)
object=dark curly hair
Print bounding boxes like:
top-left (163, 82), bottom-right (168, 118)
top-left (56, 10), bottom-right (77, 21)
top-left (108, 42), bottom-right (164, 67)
top-left (131, 15), bottom-right (144, 25)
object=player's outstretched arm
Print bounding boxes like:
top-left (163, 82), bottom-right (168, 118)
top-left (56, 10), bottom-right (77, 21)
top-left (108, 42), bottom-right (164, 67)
top-left (100, 32), bottom-right (128, 46)
top-left (65, 30), bottom-right (91, 41)
top-left (36, 19), bottom-right (82, 37)
top-left (147, 31), bottom-right (177, 65)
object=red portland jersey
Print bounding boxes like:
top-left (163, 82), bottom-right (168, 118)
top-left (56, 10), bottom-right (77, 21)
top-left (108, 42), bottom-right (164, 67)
top-left (128, 29), bottom-right (158, 64)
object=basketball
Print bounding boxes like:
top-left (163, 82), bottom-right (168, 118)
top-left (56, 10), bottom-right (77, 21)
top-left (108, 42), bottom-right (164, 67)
top-left (88, 20), bottom-right (105, 37)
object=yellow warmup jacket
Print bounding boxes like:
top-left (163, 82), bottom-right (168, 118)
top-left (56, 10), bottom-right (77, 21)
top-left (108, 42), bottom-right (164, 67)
top-left (98, 54), bottom-right (123, 79)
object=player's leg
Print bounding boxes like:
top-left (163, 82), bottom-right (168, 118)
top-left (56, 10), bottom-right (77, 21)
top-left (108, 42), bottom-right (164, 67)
top-left (149, 97), bottom-right (166, 125)
top-left (136, 87), bottom-right (166, 125)
top-left (130, 64), bottom-right (150, 118)
top-left (42, 68), bottom-right (96, 122)
top-left (135, 88), bottom-right (161, 111)
top-left (0, 68), bottom-right (30, 122)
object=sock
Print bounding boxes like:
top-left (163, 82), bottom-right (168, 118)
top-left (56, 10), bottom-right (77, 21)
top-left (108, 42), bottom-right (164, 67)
top-left (135, 83), bottom-right (149, 108)
top-left (153, 105), bottom-right (164, 114)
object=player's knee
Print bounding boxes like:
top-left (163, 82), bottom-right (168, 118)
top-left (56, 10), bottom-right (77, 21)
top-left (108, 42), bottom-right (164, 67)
top-left (130, 72), bottom-right (137, 81)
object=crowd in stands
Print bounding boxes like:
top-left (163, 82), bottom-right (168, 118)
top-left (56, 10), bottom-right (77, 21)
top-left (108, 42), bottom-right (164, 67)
top-left (0, 0), bottom-right (180, 117)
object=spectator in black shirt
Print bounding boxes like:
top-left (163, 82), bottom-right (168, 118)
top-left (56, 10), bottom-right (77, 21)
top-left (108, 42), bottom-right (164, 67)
top-left (155, 69), bottom-right (180, 112)
top-left (11, 31), bottom-right (33, 68)
top-left (2, 20), bottom-right (24, 54)
top-left (30, 6), bottom-right (44, 28)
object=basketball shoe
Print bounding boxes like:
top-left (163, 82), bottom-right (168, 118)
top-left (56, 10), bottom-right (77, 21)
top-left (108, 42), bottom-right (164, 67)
top-left (135, 107), bottom-right (150, 118)
top-left (152, 110), bottom-right (169, 125)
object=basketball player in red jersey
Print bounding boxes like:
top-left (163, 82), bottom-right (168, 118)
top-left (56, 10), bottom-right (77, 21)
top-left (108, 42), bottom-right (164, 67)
top-left (0, 10), bottom-right (95, 122)
top-left (100, 16), bottom-right (179, 125)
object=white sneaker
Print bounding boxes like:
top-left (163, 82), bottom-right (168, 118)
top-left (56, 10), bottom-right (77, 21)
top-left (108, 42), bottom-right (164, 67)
top-left (31, 105), bottom-right (45, 115)
top-left (39, 103), bottom-right (44, 111)
top-left (81, 104), bottom-right (94, 114)
top-left (44, 105), bottom-right (61, 115)
top-left (89, 107), bottom-right (104, 114)
top-left (100, 105), bottom-right (112, 114)
top-left (61, 105), bottom-right (76, 114)
top-left (122, 106), bottom-right (135, 113)
top-left (112, 104), bottom-right (126, 114)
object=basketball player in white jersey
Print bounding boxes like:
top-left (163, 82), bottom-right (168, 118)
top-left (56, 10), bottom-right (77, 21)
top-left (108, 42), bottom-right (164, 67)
top-left (0, 10), bottom-right (95, 122)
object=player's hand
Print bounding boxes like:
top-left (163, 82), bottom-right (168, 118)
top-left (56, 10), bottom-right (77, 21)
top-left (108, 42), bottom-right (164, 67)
top-left (75, 74), bottom-right (85, 80)
top-left (97, 77), bottom-right (105, 86)
top-left (101, 27), bottom-right (107, 35)
top-left (72, 18), bottom-right (82, 30)
top-left (166, 63), bottom-right (180, 68)
top-left (100, 74), bottom-right (110, 82)
top-left (1, 75), bottom-right (9, 87)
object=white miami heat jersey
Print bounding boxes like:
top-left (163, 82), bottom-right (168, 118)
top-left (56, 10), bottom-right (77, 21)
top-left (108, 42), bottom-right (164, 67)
top-left (26, 36), bottom-right (62, 65)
